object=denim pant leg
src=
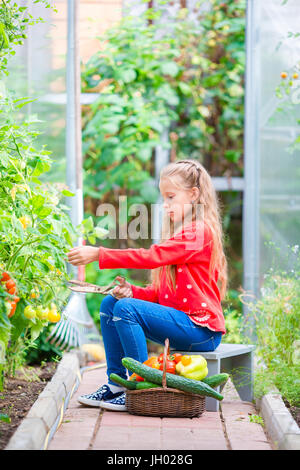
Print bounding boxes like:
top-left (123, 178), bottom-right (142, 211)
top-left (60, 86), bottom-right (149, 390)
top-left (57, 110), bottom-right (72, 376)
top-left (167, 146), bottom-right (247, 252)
top-left (99, 294), bottom-right (129, 385)
top-left (100, 295), bottom-right (223, 386)
top-left (112, 297), bottom-right (223, 356)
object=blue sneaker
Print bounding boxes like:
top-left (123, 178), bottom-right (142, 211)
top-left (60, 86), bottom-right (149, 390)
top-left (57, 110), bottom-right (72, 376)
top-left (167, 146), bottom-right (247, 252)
top-left (77, 384), bottom-right (124, 407)
top-left (99, 392), bottom-right (127, 411)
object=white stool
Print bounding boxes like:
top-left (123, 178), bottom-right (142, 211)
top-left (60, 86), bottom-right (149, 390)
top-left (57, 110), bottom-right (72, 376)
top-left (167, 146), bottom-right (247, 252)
top-left (171, 343), bottom-right (255, 412)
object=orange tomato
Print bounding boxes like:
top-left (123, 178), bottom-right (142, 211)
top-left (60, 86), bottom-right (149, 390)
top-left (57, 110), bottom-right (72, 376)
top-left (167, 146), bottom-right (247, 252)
top-left (281, 71), bottom-right (288, 79)
top-left (8, 301), bottom-right (17, 318)
top-left (144, 356), bottom-right (160, 369)
top-left (180, 355), bottom-right (192, 366)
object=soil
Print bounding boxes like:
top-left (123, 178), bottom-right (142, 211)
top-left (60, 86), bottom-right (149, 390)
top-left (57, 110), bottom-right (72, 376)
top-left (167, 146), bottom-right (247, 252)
top-left (282, 398), bottom-right (300, 428)
top-left (0, 362), bottom-right (58, 450)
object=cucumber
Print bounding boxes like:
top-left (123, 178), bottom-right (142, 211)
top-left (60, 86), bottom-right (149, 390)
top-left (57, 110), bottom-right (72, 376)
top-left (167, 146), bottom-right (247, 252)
top-left (110, 373), bottom-right (160, 390)
top-left (135, 381), bottom-right (160, 390)
top-left (110, 373), bottom-right (136, 390)
top-left (202, 373), bottom-right (229, 389)
top-left (122, 357), bottom-right (224, 401)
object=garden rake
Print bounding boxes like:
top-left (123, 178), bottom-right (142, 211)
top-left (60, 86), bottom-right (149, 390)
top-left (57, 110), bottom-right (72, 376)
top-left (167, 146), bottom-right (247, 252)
top-left (46, 275), bottom-right (126, 351)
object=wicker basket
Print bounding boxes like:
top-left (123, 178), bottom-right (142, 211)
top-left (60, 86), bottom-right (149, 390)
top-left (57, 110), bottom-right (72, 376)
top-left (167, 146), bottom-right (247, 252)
top-left (125, 338), bottom-right (206, 418)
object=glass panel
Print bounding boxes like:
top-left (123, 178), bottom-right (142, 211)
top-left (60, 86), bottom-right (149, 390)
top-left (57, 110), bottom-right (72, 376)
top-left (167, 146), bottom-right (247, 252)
top-left (258, 0), bottom-right (300, 280)
top-left (5, 0), bottom-right (67, 184)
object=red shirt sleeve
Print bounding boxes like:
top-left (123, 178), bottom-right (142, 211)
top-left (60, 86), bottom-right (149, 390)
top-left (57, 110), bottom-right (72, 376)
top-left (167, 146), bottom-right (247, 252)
top-left (130, 283), bottom-right (158, 303)
top-left (98, 224), bottom-right (208, 270)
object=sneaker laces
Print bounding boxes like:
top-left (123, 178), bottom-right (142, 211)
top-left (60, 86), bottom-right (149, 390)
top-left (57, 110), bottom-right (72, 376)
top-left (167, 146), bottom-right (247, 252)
top-left (108, 392), bottom-right (126, 404)
top-left (84, 384), bottom-right (111, 400)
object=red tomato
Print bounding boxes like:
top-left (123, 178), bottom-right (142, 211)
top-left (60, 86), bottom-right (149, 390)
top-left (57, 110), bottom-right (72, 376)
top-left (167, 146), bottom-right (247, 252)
top-left (1, 272), bottom-right (11, 282)
top-left (130, 373), bottom-right (144, 382)
top-left (6, 279), bottom-right (16, 291)
top-left (170, 353), bottom-right (182, 364)
top-left (8, 286), bottom-right (16, 295)
top-left (159, 359), bottom-right (176, 374)
top-left (158, 353), bottom-right (180, 364)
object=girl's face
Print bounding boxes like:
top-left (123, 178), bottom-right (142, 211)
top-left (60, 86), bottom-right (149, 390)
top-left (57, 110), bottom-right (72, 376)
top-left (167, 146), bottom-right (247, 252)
top-left (159, 177), bottom-right (199, 225)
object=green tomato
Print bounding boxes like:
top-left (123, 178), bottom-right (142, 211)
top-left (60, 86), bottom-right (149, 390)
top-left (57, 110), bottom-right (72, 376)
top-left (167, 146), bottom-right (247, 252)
top-left (24, 305), bottom-right (36, 319)
top-left (36, 306), bottom-right (49, 320)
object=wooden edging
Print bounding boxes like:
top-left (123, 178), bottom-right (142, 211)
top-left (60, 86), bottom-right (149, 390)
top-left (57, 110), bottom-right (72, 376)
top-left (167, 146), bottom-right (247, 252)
top-left (5, 349), bottom-right (87, 451)
top-left (256, 389), bottom-right (300, 450)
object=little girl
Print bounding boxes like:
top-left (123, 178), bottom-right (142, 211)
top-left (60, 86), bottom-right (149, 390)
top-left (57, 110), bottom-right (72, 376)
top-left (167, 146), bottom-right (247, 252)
top-left (67, 159), bottom-right (228, 411)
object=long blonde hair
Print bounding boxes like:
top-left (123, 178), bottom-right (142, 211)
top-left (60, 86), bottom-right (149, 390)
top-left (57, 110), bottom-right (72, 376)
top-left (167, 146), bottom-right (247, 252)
top-left (150, 159), bottom-right (228, 301)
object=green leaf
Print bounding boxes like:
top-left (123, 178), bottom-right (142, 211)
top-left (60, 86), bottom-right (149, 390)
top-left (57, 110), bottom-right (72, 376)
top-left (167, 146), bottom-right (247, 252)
top-left (30, 323), bottom-right (44, 341)
top-left (119, 69), bottom-right (137, 83)
top-left (202, 73), bottom-right (223, 87)
top-left (139, 182), bottom-right (160, 203)
top-left (62, 189), bottom-right (75, 197)
top-left (137, 146), bottom-right (152, 162)
top-left (94, 226), bottom-right (109, 239)
top-left (161, 61), bottom-right (179, 77)
top-left (87, 235), bottom-right (96, 245)
top-left (37, 207), bottom-right (52, 219)
top-left (31, 194), bottom-right (45, 210)
top-left (224, 150), bottom-right (242, 163)
top-left (0, 413), bottom-right (11, 423)
top-left (82, 216), bottom-right (94, 233)
top-left (178, 82), bottom-right (191, 96)
top-left (101, 122), bottom-right (120, 134)
top-left (32, 159), bottom-right (51, 177)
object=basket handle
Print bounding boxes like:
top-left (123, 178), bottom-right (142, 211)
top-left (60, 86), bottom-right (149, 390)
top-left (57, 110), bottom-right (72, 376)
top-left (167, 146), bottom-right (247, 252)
top-left (162, 338), bottom-right (170, 390)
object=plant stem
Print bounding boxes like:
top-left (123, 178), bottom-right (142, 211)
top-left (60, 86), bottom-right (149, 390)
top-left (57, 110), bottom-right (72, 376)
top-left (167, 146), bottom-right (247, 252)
top-left (6, 236), bottom-right (41, 270)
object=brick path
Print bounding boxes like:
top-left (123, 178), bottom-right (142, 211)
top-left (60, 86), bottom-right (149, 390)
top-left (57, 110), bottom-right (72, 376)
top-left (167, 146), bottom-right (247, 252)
top-left (48, 365), bottom-right (273, 451)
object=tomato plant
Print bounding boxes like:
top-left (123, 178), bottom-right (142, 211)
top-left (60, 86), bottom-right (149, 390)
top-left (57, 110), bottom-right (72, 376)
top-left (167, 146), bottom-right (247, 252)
top-left (0, 88), bottom-right (107, 385)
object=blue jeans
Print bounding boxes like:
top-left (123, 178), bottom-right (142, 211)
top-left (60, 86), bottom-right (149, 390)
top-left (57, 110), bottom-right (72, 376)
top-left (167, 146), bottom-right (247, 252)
top-left (99, 295), bottom-right (223, 385)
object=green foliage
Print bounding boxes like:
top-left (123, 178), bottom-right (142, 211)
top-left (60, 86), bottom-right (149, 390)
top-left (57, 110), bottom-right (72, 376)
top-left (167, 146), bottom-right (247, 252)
top-left (253, 268), bottom-right (300, 367)
top-left (24, 327), bottom-right (62, 365)
top-left (221, 288), bottom-right (246, 344)
top-left (248, 414), bottom-right (264, 426)
top-left (81, 0), bottom-right (245, 210)
top-left (223, 307), bottom-right (244, 344)
top-left (0, 0), bottom-right (57, 74)
top-left (0, 88), bottom-right (76, 378)
top-left (254, 364), bottom-right (300, 408)
top-left (0, 0), bottom-right (107, 384)
top-left (246, 244), bottom-right (300, 406)
top-left (81, 0), bottom-right (246, 296)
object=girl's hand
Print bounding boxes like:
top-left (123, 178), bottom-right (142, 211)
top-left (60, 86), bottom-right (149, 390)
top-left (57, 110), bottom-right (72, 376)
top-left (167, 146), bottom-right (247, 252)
top-left (112, 276), bottom-right (133, 299)
top-left (66, 246), bottom-right (99, 266)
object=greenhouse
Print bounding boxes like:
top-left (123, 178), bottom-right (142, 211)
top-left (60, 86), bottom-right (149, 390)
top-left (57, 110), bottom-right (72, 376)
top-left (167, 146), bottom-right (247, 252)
top-left (0, 0), bottom-right (299, 452)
